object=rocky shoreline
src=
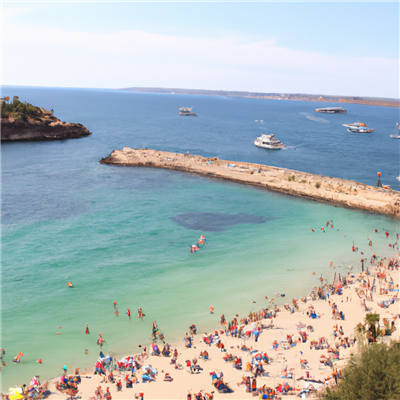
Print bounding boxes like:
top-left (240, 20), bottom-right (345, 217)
top-left (100, 148), bottom-right (400, 219)
top-left (1, 120), bottom-right (91, 141)
top-left (1, 101), bottom-right (91, 141)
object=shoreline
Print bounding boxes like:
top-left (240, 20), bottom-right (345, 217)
top-left (100, 148), bottom-right (400, 220)
top-left (7, 250), bottom-right (399, 400)
top-left (121, 88), bottom-right (400, 108)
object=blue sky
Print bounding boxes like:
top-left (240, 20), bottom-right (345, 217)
top-left (2, 1), bottom-right (399, 97)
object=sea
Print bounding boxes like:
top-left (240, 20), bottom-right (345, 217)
top-left (1, 86), bottom-right (399, 390)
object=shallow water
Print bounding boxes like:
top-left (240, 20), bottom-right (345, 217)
top-left (1, 86), bottom-right (399, 389)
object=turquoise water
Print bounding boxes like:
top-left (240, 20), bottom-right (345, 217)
top-left (1, 86), bottom-right (399, 389)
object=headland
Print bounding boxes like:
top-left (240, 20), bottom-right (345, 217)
top-left (1, 96), bottom-right (91, 141)
top-left (122, 87), bottom-right (400, 108)
top-left (100, 148), bottom-right (400, 219)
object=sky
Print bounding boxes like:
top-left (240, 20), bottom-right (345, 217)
top-left (1, 1), bottom-right (399, 98)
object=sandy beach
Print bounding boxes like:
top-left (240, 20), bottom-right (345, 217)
top-left (6, 248), bottom-right (399, 400)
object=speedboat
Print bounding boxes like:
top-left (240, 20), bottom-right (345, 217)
top-left (347, 127), bottom-right (373, 133)
top-left (342, 122), bottom-right (367, 128)
top-left (315, 107), bottom-right (346, 113)
top-left (179, 107), bottom-right (197, 116)
top-left (254, 134), bottom-right (285, 149)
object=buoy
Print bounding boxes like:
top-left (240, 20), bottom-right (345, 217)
top-left (85, 349), bottom-right (88, 354)
top-left (37, 359), bottom-right (42, 364)
top-left (67, 282), bottom-right (73, 288)
top-left (59, 326), bottom-right (62, 329)
top-left (57, 332), bottom-right (61, 335)
top-left (312, 272), bottom-right (316, 275)
top-left (311, 228), bottom-right (314, 232)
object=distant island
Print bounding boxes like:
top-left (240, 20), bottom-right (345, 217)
top-left (1, 96), bottom-right (91, 141)
top-left (122, 87), bottom-right (399, 108)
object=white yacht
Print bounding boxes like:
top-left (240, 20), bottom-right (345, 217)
top-left (254, 134), bottom-right (285, 150)
top-left (342, 122), bottom-right (367, 128)
top-left (347, 127), bottom-right (373, 133)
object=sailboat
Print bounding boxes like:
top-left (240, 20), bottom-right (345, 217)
top-left (391, 123), bottom-right (400, 138)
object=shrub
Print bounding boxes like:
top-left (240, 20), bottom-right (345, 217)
top-left (318, 341), bottom-right (400, 400)
top-left (315, 182), bottom-right (321, 188)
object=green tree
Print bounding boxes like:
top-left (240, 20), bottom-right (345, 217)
top-left (319, 341), bottom-right (400, 400)
top-left (364, 313), bottom-right (380, 341)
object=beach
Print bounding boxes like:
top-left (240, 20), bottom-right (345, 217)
top-left (2, 87), bottom-right (400, 397)
top-left (6, 245), bottom-right (399, 399)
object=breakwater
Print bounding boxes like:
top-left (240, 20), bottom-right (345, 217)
top-left (100, 148), bottom-right (400, 219)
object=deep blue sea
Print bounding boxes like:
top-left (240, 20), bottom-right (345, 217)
top-left (1, 86), bottom-right (399, 389)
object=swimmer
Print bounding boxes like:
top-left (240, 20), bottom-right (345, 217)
top-left (85, 323), bottom-right (90, 335)
top-left (138, 307), bottom-right (145, 318)
top-left (113, 301), bottom-right (117, 311)
top-left (127, 308), bottom-right (131, 320)
top-left (210, 306), bottom-right (214, 314)
top-left (115, 307), bottom-right (119, 317)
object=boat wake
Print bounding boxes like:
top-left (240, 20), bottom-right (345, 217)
top-left (306, 115), bottom-right (329, 123)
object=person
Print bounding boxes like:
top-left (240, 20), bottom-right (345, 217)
top-left (164, 373), bottom-right (173, 382)
top-left (115, 307), bottom-right (119, 317)
top-left (210, 306), bottom-right (214, 314)
top-left (116, 380), bottom-right (122, 391)
top-left (63, 365), bottom-right (67, 376)
top-left (186, 359), bottom-right (193, 373)
top-left (251, 377), bottom-right (257, 392)
top-left (138, 307), bottom-right (144, 318)
top-left (98, 336), bottom-right (104, 349)
top-left (127, 308), bottom-right (131, 320)
top-left (113, 301), bottom-right (117, 311)
top-left (85, 323), bottom-right (90, 334)
top-left (105, 387), bottom-right (112, 400)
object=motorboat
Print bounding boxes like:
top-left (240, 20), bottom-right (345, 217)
top-left (342, 122), bottom-right (367, 128)
top-left (179, 107), bottom-right (197, 116)
top-left (254, 134), bottom-right (285, 149)
top-left (315, 107), bottom-right (346, 113)
top-left (347, 127), bottom-right (373, 133)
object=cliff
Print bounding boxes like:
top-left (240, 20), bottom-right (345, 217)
top-left (100, 148), bottom-right (400, 220)
top-left (1, 120), bottom-right (91, 141)
top-left (1, 98), bottom-right (91, 141)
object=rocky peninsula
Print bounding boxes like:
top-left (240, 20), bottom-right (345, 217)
top-left (100, 148), bottom-right (400, 219)
top-left (1, 96), bottom-right (91, 141)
